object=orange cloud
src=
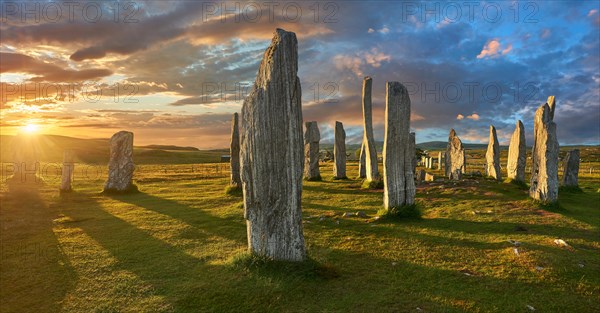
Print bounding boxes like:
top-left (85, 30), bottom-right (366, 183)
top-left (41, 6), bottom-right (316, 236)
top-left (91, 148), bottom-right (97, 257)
top-left (476, 39), bottom-right (512, 59)
top-left (467, 113), bottom-right (480, 120)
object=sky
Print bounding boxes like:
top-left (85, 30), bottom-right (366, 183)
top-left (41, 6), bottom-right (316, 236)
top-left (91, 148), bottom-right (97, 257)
top-left (1, 0), bottom-right (599, 148)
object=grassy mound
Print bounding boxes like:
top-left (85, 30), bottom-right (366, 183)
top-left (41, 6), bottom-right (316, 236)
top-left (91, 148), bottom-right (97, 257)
top-left (377, 204), bottom-right (422, 219)
top-left (230, 252), bottom-right (339, 280)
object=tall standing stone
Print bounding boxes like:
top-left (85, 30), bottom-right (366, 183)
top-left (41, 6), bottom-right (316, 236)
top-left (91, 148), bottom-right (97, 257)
top-left (303, 121), bottom-right (321, 180)
top-left (358, 142), bottom-right (366, 178)
top-left (437, 151), bottom-right (442, 170)
top-left (103, 131), bottom-right (135, 192)
top-left (362, 76), bottom-right (380, 182)
top-left (60, 150), bottom-right (74, 192)
top-left (410, 132), bottom-right (416, 173)
top-left (507, 120), bottom-right (526, 181)
top-left (547, 95), bottom-right (556, 121)
top-left (445, 129), bottom-right (465, 180)
top-left (562, 149), bottom-right (580, 187)
top-left (383, 82), bottom-right (415, 209)
top-left (333, 121), bottom-right (347, 179)
top-left (230, 113), bottom-right (241, 188)
top-left (529, 99), bottom-right (559, 202)
top-left (240, 29), bottom-right (305, 261)
top-left (485, 125), bottom-right (502, 180)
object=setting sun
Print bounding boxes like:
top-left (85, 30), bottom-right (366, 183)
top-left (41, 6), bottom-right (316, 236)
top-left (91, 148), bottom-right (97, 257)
top-left (22, 123), bottom-right (40, 134)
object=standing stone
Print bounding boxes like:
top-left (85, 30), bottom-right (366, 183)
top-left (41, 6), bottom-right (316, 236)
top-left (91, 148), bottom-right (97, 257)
top-left (547, 95), bottom-right (556, 121)
top-left (529, 99), bottom-right (559, 202)
top-left (333, 121), bottom-right (347, 179)
top-left (417, 169), bottom-right (426, 184)
top-left (60, 150), bottom-right (74, 192)
top-left (362, 76), bottom-right (380, 182)
top-left (410, 132), bottom-right (416, 173)
top-left (383, 82), bottom-right (415, 209)
top-left (445, 129), bottom-right (466, 180)
top-left (358, 142), bottom-right (366, 178)
top-left (562, 149), bottom-right (580, 187)
top-left (485, 125), bottom-right (502, 180)
top-left (103, 131), bottom-right (135, 192)
top-left (240, 29), bottom-right (305, 261)
top-left (304, 121), bottom-right (321, 180)
top-left (438, 152), bottom-right (442, 170)
top-left (507, 120), bottom-right (526, 181)
top-left (230, 113), bottom-right (241, 188)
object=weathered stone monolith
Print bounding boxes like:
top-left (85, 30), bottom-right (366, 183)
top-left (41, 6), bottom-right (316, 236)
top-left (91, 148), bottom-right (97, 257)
top-left (240, 29), bottom-right (305, 261)
top-left (562, 149), bottom-right (580, 187)
top-left (383, 82), bottom-right (415, 210)
top-left (304, 121), bottom-right (321, 180)
top-left (529, 99), bottom-right (559, 202)
top-left (417, 169), bottom-right (426, 184)
top-left (230, 113), bottom-right (241, 188)
top-left (507, 120), bottom-right (526, 181)
top-left (362, 76), bottom-right (380, 182)
top-left (103, 131), bottom-right (135, 193)
top-left (60, 150), bottom-right (74, 192)
top-left (358, 142), bottom-right (366, 178)
top-left (485, 125), bottom-right (502, 180)
top-left (437, 151), bottom-right (442, 170)
top-left (547, 95), bottom-right (556, 121)
top-left (334, 121), bottom-right (347, 179)
top-left (410, 132), bottom-right (416, 173)
top-left (445, 129), bottom-right (465, 180)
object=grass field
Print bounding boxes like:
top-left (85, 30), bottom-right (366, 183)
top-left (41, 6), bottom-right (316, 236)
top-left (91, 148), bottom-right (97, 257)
top-left (1, 152), bottom-right (599, 312)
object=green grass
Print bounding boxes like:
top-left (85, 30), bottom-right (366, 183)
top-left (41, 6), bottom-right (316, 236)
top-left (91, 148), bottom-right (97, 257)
top-left (361, 178), bottom-right (384, 189)
top-left (224, 185), bottom-right (243, 196)
top-left (378, 204), bottom-right (422, 219)
top-left (1, 159), bottom-right (599, 312)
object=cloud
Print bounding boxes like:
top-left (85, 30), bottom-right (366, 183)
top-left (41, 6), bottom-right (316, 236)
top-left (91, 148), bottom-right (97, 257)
top-left (364, 49), bottom-right (391, 67)
top-left (333, 55), bottom-right (364, 77)
top-left (456, 114), bottom-right (465, 120)
top-left (467, 113), bottom-right (480, 120)
top-left (588, 9), bottom-right (598, 16)
top-left (476, 39), bottom-right (512, 59)
top-left (0, 53), bottom-right (112, 82)
top-left (333, 48), bottom-right (391, 76)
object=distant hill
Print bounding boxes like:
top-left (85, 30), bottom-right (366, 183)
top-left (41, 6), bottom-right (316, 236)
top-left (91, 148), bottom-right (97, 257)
top-left (0, 135), bottom-right (224, 164)
top-left (140, 145), bottom-right (199, 151)
top-left (416, 141), bottom-right (489, 151)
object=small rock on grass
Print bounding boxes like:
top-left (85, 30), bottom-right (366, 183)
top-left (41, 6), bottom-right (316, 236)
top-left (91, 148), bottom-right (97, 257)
top-left (554, 239), bottom-right (570, 247)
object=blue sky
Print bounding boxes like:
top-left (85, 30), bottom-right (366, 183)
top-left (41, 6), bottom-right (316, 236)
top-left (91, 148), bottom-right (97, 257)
top-left (1, 0), bottom-right (598, 148)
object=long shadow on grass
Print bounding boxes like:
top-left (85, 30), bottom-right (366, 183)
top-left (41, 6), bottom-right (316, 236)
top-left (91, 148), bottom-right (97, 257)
top-left (108, 192), bottom-right (246, 243)
top-left (60, 191), bottom-right (245, 311)
top-left (549, 189), bottom-right (600, 229)
top-left (0, 188), bottom-right (77, 312)
top-left (310, 247), bottom-right (597, 312)
top-left (303, 184), bottom-right (370, 196)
